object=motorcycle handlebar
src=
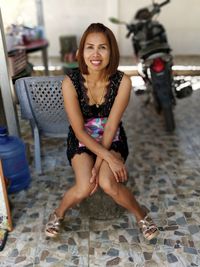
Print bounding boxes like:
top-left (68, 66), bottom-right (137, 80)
top-left (159, 0), bottom-right (170, 8)
top-left (109, 0), bottom-right (170, 35)
top-left (150, 0), bottom-right (170, 18)
top-left (126, 31), bottom-right (132, 38)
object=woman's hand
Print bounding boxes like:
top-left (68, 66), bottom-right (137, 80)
top-left (89, 153), bottom-right (128, 195)
top-left (89, 158), bottom-right (102, 195)
top-left (89, 167), bottom-right (99, 195)
top-left (107, 154), bottom-right (128, 183)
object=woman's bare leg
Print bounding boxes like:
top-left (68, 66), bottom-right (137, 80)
top-left (55, 153), bottom-right (95, 218)
top-left (98, 151), bottom-right (146, 222)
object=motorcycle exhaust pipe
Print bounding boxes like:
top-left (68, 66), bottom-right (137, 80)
top-left (175, 81), bottom-right (193, 99)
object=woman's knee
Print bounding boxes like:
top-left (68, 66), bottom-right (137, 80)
top-left (74, 185), bottom-right (93, 201)
top-left (99, 177), bottom-right (119, 197)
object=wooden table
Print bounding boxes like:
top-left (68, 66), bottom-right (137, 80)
top-left (22, 39), bottom-right (49, 75)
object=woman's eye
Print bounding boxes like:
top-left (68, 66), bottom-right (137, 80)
top-left (86, 46), bottom-right (93, 49)
top-left (100, 46), bottom-right (107, 50)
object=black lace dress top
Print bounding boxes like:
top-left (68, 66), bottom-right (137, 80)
top-left (66, 68), bottom-right (129, 165)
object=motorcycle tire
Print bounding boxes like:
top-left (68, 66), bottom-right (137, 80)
top-left (162, 106), bottom-right (175, 132)
top-left (153, 92), bottom-right (162, 114)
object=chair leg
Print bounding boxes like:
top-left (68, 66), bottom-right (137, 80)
top-left (33, 126), bottom-right (42, 174)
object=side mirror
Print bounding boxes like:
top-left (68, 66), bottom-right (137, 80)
top-left (109, 17), bottom-right (126, 25)
top-left (109, 17), bottom-right (120, 24)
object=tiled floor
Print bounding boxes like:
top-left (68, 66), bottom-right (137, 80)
top-left (1, 69), bottom-right (200, 266)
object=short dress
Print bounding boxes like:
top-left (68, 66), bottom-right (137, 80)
top-left (66, 68), bottom-right (129, 165)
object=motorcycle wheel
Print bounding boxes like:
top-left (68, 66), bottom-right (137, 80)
top-left (163, 106), bottom-right (175, 132)
top-left (153, 92), bottom-right (162, 114)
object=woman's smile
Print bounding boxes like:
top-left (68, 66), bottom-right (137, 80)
top-left (90, 60), bottom-right (102, 66)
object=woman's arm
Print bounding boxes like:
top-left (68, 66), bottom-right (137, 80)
top-left (102, 74), bottom-right (132, 148)
top-left (93, 74), bottom-right (132, 180)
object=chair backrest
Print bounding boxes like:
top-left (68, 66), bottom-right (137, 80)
top-left (15, 76), bottom-right (69, 137)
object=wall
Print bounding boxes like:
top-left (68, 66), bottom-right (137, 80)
top-left (43, 0), bottom-right (108, 56)
top-left (42, 0), bottom-right (122, 57)
top-left (1, 0), bottom-right (200, 57)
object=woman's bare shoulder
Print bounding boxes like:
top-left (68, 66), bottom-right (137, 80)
top-left (62, 75), bottom-right (73, 87)
top-left (118, 73), bottom-right (132, 93)
top-left (122, 73), bottom-right (131, 86)
top-left (62, 75), bottom-right (78, 98)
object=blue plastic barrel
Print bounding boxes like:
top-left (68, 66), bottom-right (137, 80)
top-left (0, 126), bottom-right (31, 193)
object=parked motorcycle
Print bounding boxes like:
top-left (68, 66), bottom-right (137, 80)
top-left (110, 0), bottom-right (192, 132)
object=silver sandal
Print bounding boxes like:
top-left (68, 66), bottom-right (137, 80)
top-left (45, 212), bottom-right (63, 238)
top-left (138, 215), bottom-right (159, 240)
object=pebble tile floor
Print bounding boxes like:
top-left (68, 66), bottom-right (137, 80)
top-left (0, 75), bottom-right (200, 267)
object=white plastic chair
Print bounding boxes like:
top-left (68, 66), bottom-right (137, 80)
top-left (15, 76), bottom-right (69, 174)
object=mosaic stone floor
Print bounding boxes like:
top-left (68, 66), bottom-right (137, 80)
top-left (0, 78), bottom-right (200, 267)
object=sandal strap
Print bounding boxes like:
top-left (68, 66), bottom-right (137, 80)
top-left (138, 215), bottom-right (158, 236)
top-left (45, 212), bottom-right (63, 233)
top-left (49, 212), bottom-right (63, 223)
top-left (46, 226), bottom-right (59, 233)
top-left (138, 215), bottom-right (155, 226)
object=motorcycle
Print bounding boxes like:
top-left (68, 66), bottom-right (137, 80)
top-left (110, 0), bottom-right (192, 132)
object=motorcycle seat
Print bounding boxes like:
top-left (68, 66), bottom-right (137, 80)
top-left (139, 43), bottom-right (171, 60)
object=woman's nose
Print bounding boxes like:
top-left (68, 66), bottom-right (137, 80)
top-left (93, 48), bottom-right (100, 56)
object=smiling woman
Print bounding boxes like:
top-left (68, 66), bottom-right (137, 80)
top-left (82, 33), bottom-right (110, 71)
top-left (77, 23), bottom-right (119, 76)
top-left (45, 23), bottom-right (159, 241)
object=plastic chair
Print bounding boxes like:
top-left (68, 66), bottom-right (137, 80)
top-left (15, 76), bottom-right (69, 174)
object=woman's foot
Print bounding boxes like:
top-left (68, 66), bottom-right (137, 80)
top-left (138, 215), bottom-right (159, 240)
top-left (45, 211), bottom-right (63, 238)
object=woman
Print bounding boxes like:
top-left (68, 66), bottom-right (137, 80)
top-left (45, 23), bottom-right (159, 240)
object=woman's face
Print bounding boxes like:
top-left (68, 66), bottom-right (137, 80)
top-left (83, 32), bottom-right (110, 73)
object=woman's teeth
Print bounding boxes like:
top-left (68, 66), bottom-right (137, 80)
top-left (91, 60), bottom-right (101, 65)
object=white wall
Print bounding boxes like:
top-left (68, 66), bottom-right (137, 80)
top-left (42, 0), bottom-right (122, 57)
top-left (43, 0), bottom-right (108, 56)
top-left (162, 0), bottom-right (200, 55)
top-left (1, 0), bottom-right (200, 57)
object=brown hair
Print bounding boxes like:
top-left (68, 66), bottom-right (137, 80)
top-left (77, 23), bottom-right (119, 77)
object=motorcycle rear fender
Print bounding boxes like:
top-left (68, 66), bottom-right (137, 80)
top-left (150, 67), bottom-right (174, 108)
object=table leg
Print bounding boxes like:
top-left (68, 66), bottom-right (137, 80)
top-left (42, 47), bottom-right (49, 75)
